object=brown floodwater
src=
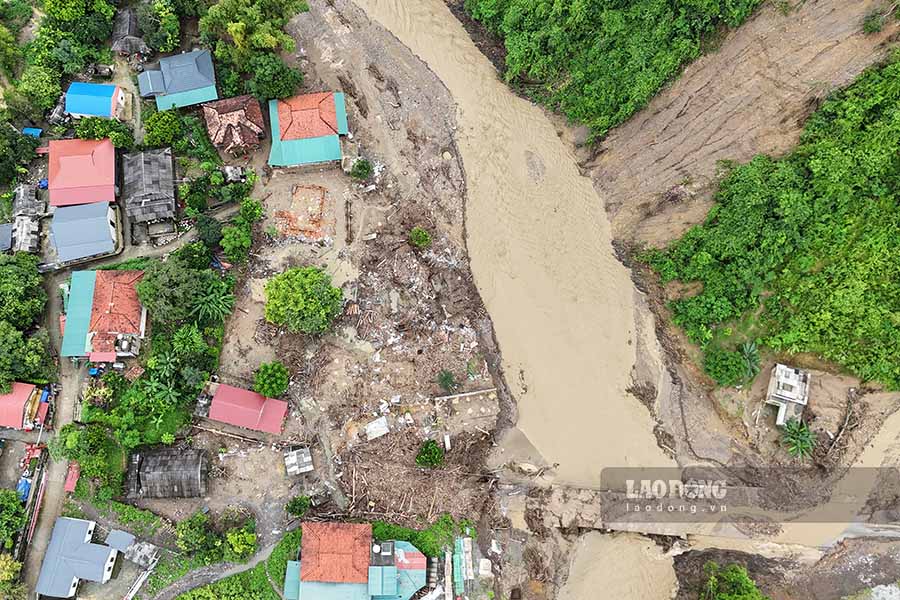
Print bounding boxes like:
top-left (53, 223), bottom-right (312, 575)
top-left (354, 0), bottom-right (674, 488)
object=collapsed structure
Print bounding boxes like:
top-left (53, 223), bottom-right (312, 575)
top-left (202, 95), bottom-right (266, 156)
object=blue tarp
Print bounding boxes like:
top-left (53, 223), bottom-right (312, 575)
top-left (16, 478), bottom-right (30, 502)
top-left (65, 82), bottom-right (117, 117)
top-left (22, 127), bottom-right (42, 138)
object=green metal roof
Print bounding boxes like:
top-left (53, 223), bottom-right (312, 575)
top-left (334, 92), bottom-right (349, 135)
top-left (61, 271), bottom-right (97, 357)
top-left (297, 581), bottom-right (369, 600)
top-left (155, 85), bottom-right (218, 111)
top-left (368, 566), bottom-right (398, 596)
top-left (284, 561), bottom-right (301, 600)
top-left (268, 99), bottom-right (343, 167)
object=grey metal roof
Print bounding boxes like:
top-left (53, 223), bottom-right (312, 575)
top-left (122, 148), bottom-right (176, 223)
top-left (12, 184), bottom-right (42, 217)
top-left (50, 202), bottom-right (115, 263)
top-left (112, 8), bottom-right (138, 41)
top-left (126, 448), bottom-right (209, 499)
top-left (105, 529), bottom-right (136, 552)
top-left (36, 517), bottom-right (117, 598)
top-left (114, 35), bottom-right (151, 56)
top-left (0, 223), bottom-right (10, 252)
top-left (138, 70), bottom-right (165, 96)
top-left (159, 50), bottom-right (215, 94)
top-left (12, 216), bottom-right (40, 253)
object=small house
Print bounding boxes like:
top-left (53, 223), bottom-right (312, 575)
top-left (268, 92), bottom-right (349, 167)
top-left (202, 95), bottom-right (265, 156)
top-left (111, 8), bottom-right (150, 56)
top-left (64, 82), bottom-right (126, 119)
top-left (138, 50), bottom-right (218, 110)
top-left (282, 522), bottom-right (428, 600)
top-left (121, 148), bottom-right (176, 227)
top-left (0, 382), bottom-right (45, 430)
top-left (766, 363), bottom-right (810, 426)
top-left (60, 270), bottom-right (146, 360)
top-left (48, 139), bottom-right (116, 207)
top-left (50, 202), bottom-right (118, 263)
top-left (126, 448), bottom-right (209, 499)
top-left (206, 382), bottom-right (288, 435)
top-left (35, 517), bottom-right (118, 599)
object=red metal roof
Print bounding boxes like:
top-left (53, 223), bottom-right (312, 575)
top-left (48, 139), bottom-right (116, 206)
top-left (64, 462), bottom-right (81, 493)
top-left (0, 382), bottom-right (34, 429)
top-left (35, 402), bottom-right (49, 426)
top-left (300, 522), bottom-right (371, 584)
top-left (208, 384), bottom-right (288, 434)
top-left (276, 92), bottom-right (338, 141)
top-left (396, 548), bottom-right (427, 570)
top-left (89, 270), bottom-right (144, 353)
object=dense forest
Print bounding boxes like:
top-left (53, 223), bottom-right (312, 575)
top-left (644, 53), bottom-right (900, 389)
top-left (464, 0), bottom-right (762, 137)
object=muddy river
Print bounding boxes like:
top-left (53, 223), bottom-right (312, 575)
top-left (355, 0), bottom-right (674, 488)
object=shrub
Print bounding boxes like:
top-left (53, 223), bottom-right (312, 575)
top-left (224, 521), bottom-right (257, 562)
top-left (254, 361), bottom-right (289, 398)
top-left (863, 11), bottom-right (885, 34)
top-left (409, 226), bottom-right (432, 250)
top-left (415, 440), bottom-right (444, 468)
top-left (197, 215), bottom-right (223, 248)
top-left (350, 158), bottom-right (373, 180)
top-left (0, 490), bottom-right (25, 550)
top-left (144, 110), bottom-right (183, 147)
top-left (372, 514), bottom-right (461, 557)
top-left (437, 369), bottom-right (458, 393)
top-left (285, 495), bottom-right (311, 518)
top-left (220, 224), bottom-right (251, 263)
top-left (701, 561), bottom-right (770, 600)
top-left (781, 419), bottom-right (815, 459)
top-left (703, 348), bottom-right (745, 387)
top-left (264, 267), bottom-right (343, 334)
top-left (75, 116), bottom-right (134, 148)
top-left (17, 65), bottom-right (61, 110)
top-left (175, 512), bottom-right (221, 557)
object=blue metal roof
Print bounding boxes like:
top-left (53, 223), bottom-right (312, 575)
top-left (65, 82), bottom-right (117, 117)
top-left (51, 203), bottom-right (115, 263)
top-left (61, 271), bottom-right (97, 357)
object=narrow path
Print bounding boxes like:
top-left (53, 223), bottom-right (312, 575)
top-left (151, 541), bottom-right (279, 600)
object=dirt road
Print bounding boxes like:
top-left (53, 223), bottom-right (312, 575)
top-left (590, 0), bottom-right (900, 246)
top-left (355, 0), bottom-right (673, 488)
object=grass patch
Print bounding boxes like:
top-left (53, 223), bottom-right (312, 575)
top-left (142, 552), bottom-right (214, 598)
top-left (265, 529), bottom-right (302, 588)
top-left (175, 561), bottom-right (278, 600)
top-left (97, 501), bottom-right (162, 537)
top-left (372, 514), bottom-right (468, 557)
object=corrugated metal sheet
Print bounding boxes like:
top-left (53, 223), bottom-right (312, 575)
top-left (36, 517), bottom-right (116, 597)
top-left (159, 50), bottom-right (215, 94)
top-left (0, 382), bottom-right (33, 429)
top-left (155, 85), bottom-right (218, 111)
top-left (65, 82), bottom-right (117, 117)
top-left (126, 448), bottom-right (209, 498)
top-left (60, 271), bottom-right (97, 357)
top-left (209, 384), bottom-right (287, 434)
top-left (138, 71), bottom-right (165, 96)
top-left (50, 203), bottom-right (115, 262)
top-left (334, 93), bottom-right (349, 135)
top-left (284, 560), bottom-right (301, 600)
top-left (122, 148), bottom-right (175, 222)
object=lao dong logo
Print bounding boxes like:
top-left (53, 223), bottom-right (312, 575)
top-left (625, 479), bottom-right (728, 501)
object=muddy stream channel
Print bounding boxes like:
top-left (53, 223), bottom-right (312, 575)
top-left (355, 0), bottom-right (674, 489)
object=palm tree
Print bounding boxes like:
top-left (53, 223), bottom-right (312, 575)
top-left (191, 281), bottom-right (235, 324)
top-left (739, 341), bottom-right (760, 382)
top-left (782, 419), bottom-right (815, 459)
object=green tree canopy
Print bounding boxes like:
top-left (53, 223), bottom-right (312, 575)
top-left (244, 54), bottom-right (302, 100)
top-left (264, 267), bottom-right (343, 334)
top-left (0, 251), bottom-right (46, 330)
top-left (143, 110), bottom-right (184, 147)
top-left (17, 64), bottom-right (61, 110)
top-left (254, 361), bottom-right (289, 398)
top-left (199, 0), bottom-right (307, 67)
top-left (0, 490), bottom-right (25, 550)
top-left (137, 257), bottom-right (224, 329)
top-left (701, 561), bottom-right (770, 600)
top-left (74, 117), bottom-right (134, 148)
top-left (0, 323), bottom-right (53, 394)
top-left (0, 120), bottom-right (37, 187)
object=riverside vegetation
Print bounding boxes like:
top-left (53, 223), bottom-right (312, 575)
top-left (464, 0), bottom-right (762, 137)
top-left (643, 53), bottom-right (900, 389)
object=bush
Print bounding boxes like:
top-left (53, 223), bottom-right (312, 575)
top-left (254, 361), bottom-right (289, 398)
top-left (285, 495), bottom-right (310, 518)
top-left (144, 110), bottom-right (183, 147)
top-left (415, 440), bottom-right (444, 468)
top-left (0, 490), bottom-right (25, 550)
top-left (863, 11), bottom-right (885, 34)
top-left (224, 521), bottom-right (257, 562)
top-left (372, 514), bottom-right (461, 557)
top-left (245, 53), bottom-right (302, 100)
top-left (220, 224), bottom-right (251, 263)
top-left (350, 158), bottom-right (372, 180)
top-left (264, 267), bottom-right (343, 334)
top-left (0, 253), bottom-right (47, 330)
top-left (0, 126), bottom-right (38, 187)
top-left (701, 561), bottom-right (770, 600)
top-left (703, 348), bottom-right (745, 387)
top-left (75, 117), bottom-right (134, 148)
top-left (175, 512), bottom-right (221, 558)
top-left (197, 215), bottom-right (223, 248)
top-left (437, 369), bottom-right (458, 393)
top-left (409, 226), bottom-right (432, 250)
top-left (17, 64), bottom-right (61, 110)
top-left (781, 419), bottom-right (815, 459)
